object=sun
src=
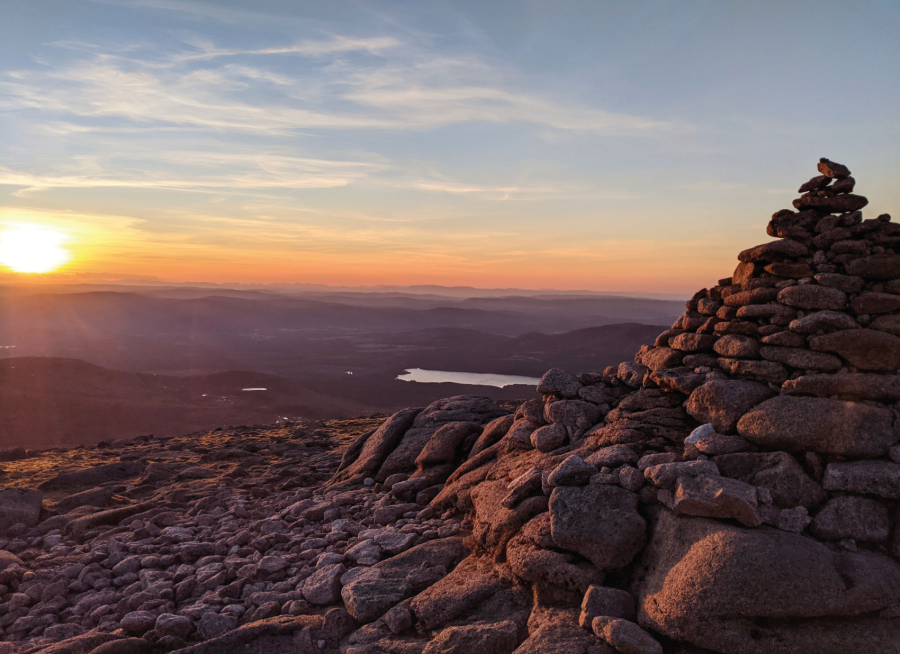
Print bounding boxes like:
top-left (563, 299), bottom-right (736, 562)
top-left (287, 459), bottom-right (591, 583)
top-left (0, 225), bottom-right (71, 274)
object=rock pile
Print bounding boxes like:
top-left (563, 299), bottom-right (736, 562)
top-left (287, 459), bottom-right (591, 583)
top-left (1, 159), bottom-right (898, 654)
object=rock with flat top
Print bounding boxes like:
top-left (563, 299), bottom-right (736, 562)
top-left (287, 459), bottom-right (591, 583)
top-left (759, 346), bottom-right (843, 372)
top-left (777, 284), bottom-right (847, 311)
top-left (844, 254), bottom-right (900, 280)
top-left (794, 193), bottom-right (868, 212)
top-left (810, 329), bottom-right (900, 371)
top-left (738, 240), bottom-right (809, 263)
top-left (781, 373), bottom-right (900, 401)
top-left (737, 395), bottom-right (897, 456)
top-left (817, 158), bottom-right (851, 178)
top-left (672, 474), bottom-right (760, 527)
top-left (644, 461), bottom-right (719, 490)
top-left (823, 461), bottom-right (900, 499)
top-left (789, 310), bottom-right (858, 333)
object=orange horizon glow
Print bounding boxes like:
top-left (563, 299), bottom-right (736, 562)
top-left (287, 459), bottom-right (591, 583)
top-left (0, 208), bottom-right (748, 295)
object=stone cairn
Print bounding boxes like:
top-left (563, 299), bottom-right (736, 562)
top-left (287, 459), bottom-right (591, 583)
top-left (0, 159), bottom-right (897, 654)
top-left (331, 158), bottom-right (900, 653)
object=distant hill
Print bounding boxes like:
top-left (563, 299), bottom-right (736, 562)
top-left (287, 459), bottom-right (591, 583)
top-left (0, 357), bottom-right (535, 449)
top-left (0, 286), bottom-right (674, 448)
top-left (372, 323), bottom-right (666, 377)
top-left (0, 358), bottom-right (375, 448)
top-left (0, 288), bottom-right (678, 378)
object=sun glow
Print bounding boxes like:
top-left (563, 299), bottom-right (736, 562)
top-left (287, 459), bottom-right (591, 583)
top-left (0, 225), bottom-right (71, 273)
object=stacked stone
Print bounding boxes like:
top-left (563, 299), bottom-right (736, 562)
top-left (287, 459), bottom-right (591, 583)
top-left (408, 159), bottom-right (900, 653)
top-left (317, 160), bottom-right (900, 652)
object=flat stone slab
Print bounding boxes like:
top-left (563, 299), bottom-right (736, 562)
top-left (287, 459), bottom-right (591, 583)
top-left (782, 373), bottom-right (900, 402)
top-left (737, 395), bottom-right (897, 457)
top-left (672, 474), bottom-right (760, 527)
top-left (810, 329), bottom-right (900, 371)
top-left (823, 461), bottom-right (900, 499)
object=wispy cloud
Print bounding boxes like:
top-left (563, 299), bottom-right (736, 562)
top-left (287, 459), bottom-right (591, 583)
top-left (0, 151), bottom-right (383, 195)
top-left (0, 30), bottom-right (671, 201)
top-left (2, 33), bottom-right (672, 135)
top-left (171, 35), bottom-right (401, 62)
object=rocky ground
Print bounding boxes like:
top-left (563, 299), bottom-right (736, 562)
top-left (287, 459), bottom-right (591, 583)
top-left (1, 158), bottom-right (900, 654)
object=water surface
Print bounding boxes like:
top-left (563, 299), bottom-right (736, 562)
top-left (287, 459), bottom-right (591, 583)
top-left (397, 368), bottom-right (540, 388)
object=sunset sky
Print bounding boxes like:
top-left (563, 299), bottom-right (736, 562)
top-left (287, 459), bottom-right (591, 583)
top-left (1, 0), bottom-right (898, 294)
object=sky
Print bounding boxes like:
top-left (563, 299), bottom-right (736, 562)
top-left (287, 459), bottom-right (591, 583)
top-left (0, 0), bottom-right (898, 294)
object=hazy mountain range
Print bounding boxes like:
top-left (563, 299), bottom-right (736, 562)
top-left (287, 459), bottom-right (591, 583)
top-left (0, 284), bottom-right (680, 447)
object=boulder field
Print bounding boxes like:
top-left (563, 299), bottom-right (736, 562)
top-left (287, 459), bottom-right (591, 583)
top-left (1, 158), bottom-right (899, 653)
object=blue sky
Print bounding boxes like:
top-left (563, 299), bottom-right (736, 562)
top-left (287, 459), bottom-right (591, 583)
top-left (0, 0), bottom-right (897, 292)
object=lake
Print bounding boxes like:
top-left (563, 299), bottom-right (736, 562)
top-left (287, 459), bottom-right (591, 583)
top-left (397, 368), bottom-right (540, 388)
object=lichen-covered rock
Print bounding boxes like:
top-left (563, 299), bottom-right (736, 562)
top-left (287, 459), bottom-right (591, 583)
top-left (637, 511), bottom-right (900, 654)
top-left (823, 461), bottom-right (900, 499)
top-left (530, 424), bottom-right (567, 452)
top-left (592, 617), bottom-right (662, 654)
top-left (332, 408), bottom-right (422, 484)
top-left (672, 474), bottom-right (760, 527)
top-left (547, 456), bottom-right (596, 488)
top-left (712, 451), bottom-right (825, 509)
top-left (759, 345), bottom-right (843, 372)
top-left (422, 620), bottom-right (519, 654)
top-left (844, 253), bottom-right (900, 279)
top-left (507, 513), bottom-right (604, 596)
top-left (789, 310), bottom-right (859, 333)
top-left (737, 395), bottom-right (897, 456)
top-left (810, 496), bottom-right (890, 542)
top-left (579, 585), bottom-right (636, 627)
top-left (781, 373), bottom-right (900, 402)
top-left (537, 368), bottom-right (583, 398)
top-left (777, 284), bottom-right (848, 311)
top-left (643, 460), bottom-right (719, 490)
top-left (684, 380), bottom-right (773, 433)
top-left (416, 421), bottom-right (483, 466)
top-left (409, 555), bottom-right (518, 631)
top-left (302, 563), bottom-right (346, 605)
top-left (549, 485), bottom-right (646, 571)
top-left (738, 240), bottom-right (809, 263)
top-left (342, 538), bottom-right (467, 623)
top-left (810, 329), bottom-right (900, 371)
